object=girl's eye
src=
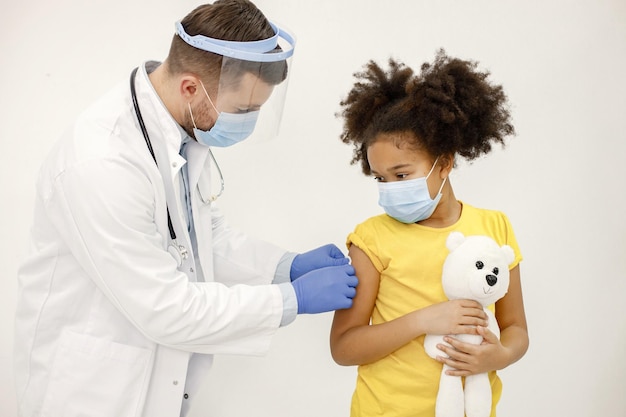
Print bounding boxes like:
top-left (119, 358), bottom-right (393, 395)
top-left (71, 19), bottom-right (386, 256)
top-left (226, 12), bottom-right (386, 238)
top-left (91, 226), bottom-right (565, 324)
top-left (373, 176), bottom-right (384, 182)
top-left (396, 173), bottom-right (408, 179)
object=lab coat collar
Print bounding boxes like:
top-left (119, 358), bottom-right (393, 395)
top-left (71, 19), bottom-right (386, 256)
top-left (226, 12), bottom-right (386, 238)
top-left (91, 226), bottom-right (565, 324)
top-left (134, 62), bottom-right (185, 154)
top-left (136, 62), bottom-right (210, 187)
top-left (184, 141), bottom-right (209, 195)
top-left (178, 129), bottom-right (208, 191)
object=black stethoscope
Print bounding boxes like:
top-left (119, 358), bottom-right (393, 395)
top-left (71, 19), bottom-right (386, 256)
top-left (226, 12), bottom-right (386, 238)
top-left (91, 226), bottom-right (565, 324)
top-left (129, 67), bottom-right (225, 266)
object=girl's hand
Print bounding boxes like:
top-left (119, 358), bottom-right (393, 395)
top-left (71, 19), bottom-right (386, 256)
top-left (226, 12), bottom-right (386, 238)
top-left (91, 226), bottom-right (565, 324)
top-left (418, 299), bottom-right (488, 336)
top-left (436, 325), bottom-right (511, 376)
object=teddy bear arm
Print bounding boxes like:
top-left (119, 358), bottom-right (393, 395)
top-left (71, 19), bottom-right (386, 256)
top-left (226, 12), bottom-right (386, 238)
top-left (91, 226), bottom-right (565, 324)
top-left (424, 334), bottom-right (446, 359)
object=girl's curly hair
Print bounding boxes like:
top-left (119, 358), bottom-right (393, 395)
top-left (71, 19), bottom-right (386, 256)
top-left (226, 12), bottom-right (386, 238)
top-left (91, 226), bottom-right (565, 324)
top-left (338, 49), bottom-right (515, 175)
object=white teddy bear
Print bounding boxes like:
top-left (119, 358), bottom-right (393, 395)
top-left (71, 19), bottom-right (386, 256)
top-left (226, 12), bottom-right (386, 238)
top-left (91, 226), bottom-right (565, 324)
top-left (424, 232), bottom-right (515, 417)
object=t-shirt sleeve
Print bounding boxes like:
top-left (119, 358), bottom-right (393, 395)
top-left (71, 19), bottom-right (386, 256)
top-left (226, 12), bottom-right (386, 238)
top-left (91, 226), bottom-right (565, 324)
top-left (499, 212), bottom-right (523, 270)
top-left (346, 221), bottom-right (385, 272)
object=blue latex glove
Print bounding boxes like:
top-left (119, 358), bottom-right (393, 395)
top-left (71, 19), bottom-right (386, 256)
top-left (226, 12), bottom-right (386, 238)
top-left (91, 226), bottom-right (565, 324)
top-left (292, 264), bottom-right (358, 314)
top-left (290, 244), bottom-right (349, 281)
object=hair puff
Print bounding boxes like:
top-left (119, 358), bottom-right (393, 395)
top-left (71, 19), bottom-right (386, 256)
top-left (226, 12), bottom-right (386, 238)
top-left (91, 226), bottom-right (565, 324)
top-left (338, 49), bottom-right (515, 175)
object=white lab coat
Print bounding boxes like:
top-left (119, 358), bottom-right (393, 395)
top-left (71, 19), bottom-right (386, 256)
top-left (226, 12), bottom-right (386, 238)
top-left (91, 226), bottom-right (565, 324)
top-left (14, 63), bottom-right (288, 417)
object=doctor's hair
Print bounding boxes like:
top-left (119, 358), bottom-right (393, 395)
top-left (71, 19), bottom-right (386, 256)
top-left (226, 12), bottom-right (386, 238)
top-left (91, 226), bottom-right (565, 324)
top-left (338, 49), bottom-right (515, 175)
top-left (166, 0), bottom-right (287, 91)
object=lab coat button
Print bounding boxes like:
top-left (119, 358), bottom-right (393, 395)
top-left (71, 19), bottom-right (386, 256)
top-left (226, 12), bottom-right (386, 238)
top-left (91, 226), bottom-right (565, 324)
top-left (172, 162), bottom-right (178, 168)
top-left (173, 380), bottom-right (178, 385)
top-left (184, 393), bottom-right (189, 399)
top-left (190, 267), bottom-right (194, 273)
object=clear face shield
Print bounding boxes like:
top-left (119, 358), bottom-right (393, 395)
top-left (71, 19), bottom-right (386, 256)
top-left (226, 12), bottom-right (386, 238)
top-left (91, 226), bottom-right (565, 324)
top-left (175, 21), bottom-right (295, 146)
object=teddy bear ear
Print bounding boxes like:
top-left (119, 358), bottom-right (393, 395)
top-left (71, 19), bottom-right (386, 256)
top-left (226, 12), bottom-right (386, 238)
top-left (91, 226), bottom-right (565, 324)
top-left (501, 244), bottom-right (515, 265)
top-left (446, 232), bottom-right (466, 251)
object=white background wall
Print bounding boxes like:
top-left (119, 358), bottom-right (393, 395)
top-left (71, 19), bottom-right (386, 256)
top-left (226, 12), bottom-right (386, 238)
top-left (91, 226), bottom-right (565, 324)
top-left (2, 0), bottom-right (625, 416)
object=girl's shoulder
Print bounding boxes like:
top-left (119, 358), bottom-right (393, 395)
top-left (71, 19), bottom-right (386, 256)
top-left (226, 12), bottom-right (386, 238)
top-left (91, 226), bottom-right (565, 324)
top-left (347, 214), bottom-right (397, 252)
top-left (461, 202), bottom-right (514, 228)
top-left (355, 213), bottom-right (392, 227)
top-left (460, 202), bottom-right (522, 264)
top-left (351, 213), bottom-right (404, 236)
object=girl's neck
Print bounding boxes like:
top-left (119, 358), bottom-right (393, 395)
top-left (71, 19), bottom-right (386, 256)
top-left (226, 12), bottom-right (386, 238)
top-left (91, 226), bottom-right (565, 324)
top-left (418, 187), bottom-right (462, 228)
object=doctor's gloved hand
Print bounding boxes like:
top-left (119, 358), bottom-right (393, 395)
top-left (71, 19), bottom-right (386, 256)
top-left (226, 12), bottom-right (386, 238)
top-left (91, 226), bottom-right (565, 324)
top-left (292, 264), bottom-right (358, 314)
top-left (290, 244), bottom-right (349, 281)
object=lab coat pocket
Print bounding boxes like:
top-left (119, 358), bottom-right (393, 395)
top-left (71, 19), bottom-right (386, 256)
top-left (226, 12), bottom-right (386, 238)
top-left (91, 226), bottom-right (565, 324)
top-left (41, 330), bottom-right (153, 417)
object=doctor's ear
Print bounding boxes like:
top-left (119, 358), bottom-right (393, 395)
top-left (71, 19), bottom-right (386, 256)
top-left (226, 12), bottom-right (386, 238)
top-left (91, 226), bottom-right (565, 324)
top-left (180, 76), bottom-right (199, 99)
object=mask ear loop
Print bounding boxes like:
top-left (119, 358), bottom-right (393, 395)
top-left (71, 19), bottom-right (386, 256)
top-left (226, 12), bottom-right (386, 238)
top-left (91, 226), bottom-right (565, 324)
top-left (425, 157), bottom-right (440, 179)
top-left (188, 102), bottom-right (198, 130)
top-left (199, 80), bottom-right (220, 115)
top-left (436, 177), bottom-right (447, 194)
top-left (426, 156), bottom-right (447, 195)
top-left (188, 79), bottom-right (220, 131)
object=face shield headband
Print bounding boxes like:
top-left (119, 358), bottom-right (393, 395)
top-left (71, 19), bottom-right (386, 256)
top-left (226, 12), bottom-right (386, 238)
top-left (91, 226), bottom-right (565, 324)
top-left (174, 21), bottom-right (295, 62)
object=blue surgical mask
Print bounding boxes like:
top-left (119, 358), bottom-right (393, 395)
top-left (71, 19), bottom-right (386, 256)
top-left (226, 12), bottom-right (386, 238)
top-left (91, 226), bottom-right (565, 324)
top-left (188, 81), bottom-right (260, 147)
top-left (377, 158), bottom-right (447, 224)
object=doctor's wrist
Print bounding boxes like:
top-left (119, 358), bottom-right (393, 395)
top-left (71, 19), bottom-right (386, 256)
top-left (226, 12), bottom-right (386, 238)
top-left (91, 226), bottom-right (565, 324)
top-left (274, 252), bottom-right (298, 284)
top-left (277, 282), bottom-right (297, 327)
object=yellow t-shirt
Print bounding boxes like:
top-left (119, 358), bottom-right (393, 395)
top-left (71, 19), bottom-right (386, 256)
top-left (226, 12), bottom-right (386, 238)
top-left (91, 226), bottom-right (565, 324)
top-left (347, 202), bottom-right (522, 417)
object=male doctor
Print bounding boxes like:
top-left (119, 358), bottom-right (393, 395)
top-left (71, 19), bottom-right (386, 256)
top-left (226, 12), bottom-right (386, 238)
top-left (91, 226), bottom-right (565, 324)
top-left (14, 1), bottom-right (358, 416)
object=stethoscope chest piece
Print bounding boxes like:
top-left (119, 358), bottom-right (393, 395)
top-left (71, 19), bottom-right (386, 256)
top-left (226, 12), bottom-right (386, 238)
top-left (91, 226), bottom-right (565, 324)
top-left (167, 241), bottom-right (189, 267)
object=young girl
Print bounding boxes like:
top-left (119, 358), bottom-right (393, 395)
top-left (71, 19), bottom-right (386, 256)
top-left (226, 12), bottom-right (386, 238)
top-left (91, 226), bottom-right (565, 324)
top-left (331, 51), bottom-right (528, 417)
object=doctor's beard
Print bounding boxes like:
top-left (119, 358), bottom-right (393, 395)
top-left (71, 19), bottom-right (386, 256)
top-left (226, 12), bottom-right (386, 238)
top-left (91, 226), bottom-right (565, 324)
top-left (182, 100), bottom-right (216, 142)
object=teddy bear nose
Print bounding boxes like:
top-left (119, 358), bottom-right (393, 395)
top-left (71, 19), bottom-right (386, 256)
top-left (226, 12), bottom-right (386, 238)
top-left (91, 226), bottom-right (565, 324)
top-left (486, 275), bottom-right (498, 286)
